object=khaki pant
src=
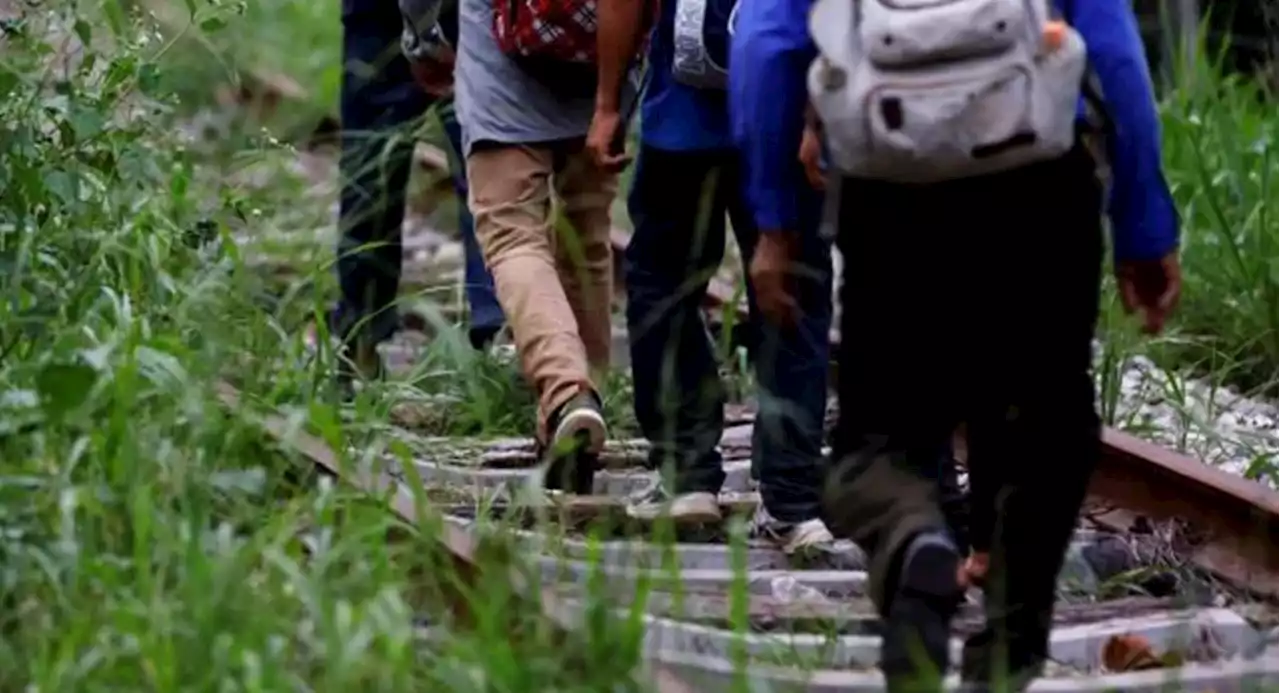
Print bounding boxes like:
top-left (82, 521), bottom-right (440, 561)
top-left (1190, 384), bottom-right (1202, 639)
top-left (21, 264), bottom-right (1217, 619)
top-left (467, 142), bottom-right (616, 441)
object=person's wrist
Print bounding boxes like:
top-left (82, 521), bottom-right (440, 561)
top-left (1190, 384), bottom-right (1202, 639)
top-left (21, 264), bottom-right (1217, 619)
top-left (594, 85), bottom-right (621, 113)
top-left (758, 229), bottom-right (797, 249)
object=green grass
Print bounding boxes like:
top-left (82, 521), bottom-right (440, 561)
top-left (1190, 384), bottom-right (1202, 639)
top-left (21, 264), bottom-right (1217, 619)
top-left (138, 0), bottom-right (341, 136)
top-left (0, 0), bottom-right (1276, 690)
top-left (1091, 36), bottom-right (1279, 482)
top-left (1154, 39), bottom-right (1278, 394)
top-left (0, 5), bottom-right (652, 690)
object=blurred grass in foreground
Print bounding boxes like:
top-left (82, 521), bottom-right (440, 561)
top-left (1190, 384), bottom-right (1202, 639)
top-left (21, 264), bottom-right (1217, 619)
top-left (0, 0), bottom-right (1275, 689)
top-left (0, 4), bottom-right (648, 689)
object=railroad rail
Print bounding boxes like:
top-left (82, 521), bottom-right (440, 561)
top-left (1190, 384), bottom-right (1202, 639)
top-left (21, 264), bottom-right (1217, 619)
top-left (218, 376), bottom-right (1279, 691)
top-left (206, 73), bottom-right (1278, 691)
top-left (406, 142), bottom-right (1280, 601)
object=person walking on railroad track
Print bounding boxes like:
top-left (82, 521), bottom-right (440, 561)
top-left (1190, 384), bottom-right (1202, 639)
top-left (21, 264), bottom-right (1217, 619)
top-left (400, 0), bottom-right (652, 492)
top-left (320, 0), bottom-right (503, 386)
top-left (589, 0), bottom-right (837, 553)
top-left (733, 0), bottom-right (1181, 690)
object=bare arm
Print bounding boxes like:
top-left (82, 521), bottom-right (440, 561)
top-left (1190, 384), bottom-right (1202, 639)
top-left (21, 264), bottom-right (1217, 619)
top-left (595, 0), bottom-right (646, 112)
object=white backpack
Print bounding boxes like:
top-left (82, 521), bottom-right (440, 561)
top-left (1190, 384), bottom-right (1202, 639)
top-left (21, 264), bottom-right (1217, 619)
top-left (807, 0), bottom-right (1088, 184)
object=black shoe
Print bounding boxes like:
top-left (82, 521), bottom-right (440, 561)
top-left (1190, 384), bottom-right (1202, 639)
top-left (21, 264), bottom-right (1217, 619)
top-left (959, 625), bottom-right (1044, 693)
top-left (538, 391), bottom-right (607, 495)
top-left (468, 325), bottom-right (502, 352)
top-left (306, 318), bottom-right (386, 400)
top-left (331, 336), bottom-right (385, 401)
top-left (882, 531), bottom-right (963, 693)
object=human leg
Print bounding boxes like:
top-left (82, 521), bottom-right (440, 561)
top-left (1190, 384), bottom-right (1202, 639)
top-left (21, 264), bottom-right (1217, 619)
top-left (958, 147), bottom-right (1104, 691)
top-left (551, 145), bottom-right (618, 379)
top-left (728, 178), bottom-right (835, 551)
top-left (824, 176), bottom-right (973, 691)
top-left (333, 0), bottom-right (430, 374)
top-left (622, 146), bottom-right (732, 522)
top-left (467, 142), bottom-right (606, 491)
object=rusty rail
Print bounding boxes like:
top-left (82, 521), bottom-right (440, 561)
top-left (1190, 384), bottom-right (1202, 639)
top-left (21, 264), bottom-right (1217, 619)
top-left (1090, 428), bottom-right (1278, 596)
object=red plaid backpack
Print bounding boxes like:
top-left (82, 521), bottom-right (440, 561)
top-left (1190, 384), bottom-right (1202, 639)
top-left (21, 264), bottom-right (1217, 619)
top-left (492, 0), bottom-right (659, 92)
top-left (493, 0), bottom-right (600, 64)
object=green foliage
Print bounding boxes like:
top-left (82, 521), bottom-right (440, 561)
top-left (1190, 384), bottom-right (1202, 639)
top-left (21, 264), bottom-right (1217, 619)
top-left (1153, 37), bottom-right (1279, 394)
top-left (0, 1), bottom-right (1274, 689)
top-left (0, 4), bottom-right (648, 689)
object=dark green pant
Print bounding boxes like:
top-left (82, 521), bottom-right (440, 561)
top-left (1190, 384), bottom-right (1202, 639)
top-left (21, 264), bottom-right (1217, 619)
top-left (825, 145), bottom-right (1104, 682)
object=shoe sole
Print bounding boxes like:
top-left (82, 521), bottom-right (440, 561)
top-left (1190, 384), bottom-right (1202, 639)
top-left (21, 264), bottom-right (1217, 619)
top-left (542, 430), bottom-right (598, 495)
top-left (542, 406), bottom-right (607, 495)
top-left (883, 534), bottom-right (963, 692)
top-left (551, 405), bottom-right (607, 455)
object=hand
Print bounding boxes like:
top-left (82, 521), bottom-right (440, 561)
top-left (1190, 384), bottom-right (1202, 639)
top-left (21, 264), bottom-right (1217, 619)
top-left (798, 124), bottom-right (825, 191)
top-left (959, 551), bottom-right (989, 589)
top-left (586, 107), bottom-right (631, 173)
top-left (1115, 252), bottom-right (1181, 335)
top-left (409, 49), bottom-right (456, 97)
top-left (750, 232), bottom-right (800, 329)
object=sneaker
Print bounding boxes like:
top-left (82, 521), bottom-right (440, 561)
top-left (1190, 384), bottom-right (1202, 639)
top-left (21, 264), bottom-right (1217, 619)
top-left (625, 485), bottom-right (723, 524)
top-left (534, 391), bottom-right (607, 495)
top-left (882, 531), bottom-right (964, 693)
top-left (749, 505), bottom-right (837, 555)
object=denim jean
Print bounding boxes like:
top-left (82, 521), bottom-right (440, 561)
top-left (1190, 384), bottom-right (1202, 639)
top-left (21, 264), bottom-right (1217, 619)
top-left (334, 0), bottom-right (502, 346)
top-left (624, 145), bottom-right (832, 524)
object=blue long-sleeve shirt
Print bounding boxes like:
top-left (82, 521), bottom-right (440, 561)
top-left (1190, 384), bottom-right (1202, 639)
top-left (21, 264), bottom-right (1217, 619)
top-left (730, 0), bottom-right (1180, 260)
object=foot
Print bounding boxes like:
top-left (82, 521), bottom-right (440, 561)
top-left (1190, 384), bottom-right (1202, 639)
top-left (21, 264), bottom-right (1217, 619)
top-left (342, 337), bottom-right (386, 382)
top-left (535, 391), bottom-right (607, 495)
top-left (625, 486), bottom-right (723, 524)
top-left (959, 618), bottom-right (1045, 693)
top-left (882, 531), bottom-right (963, 693)
top-left (468, 324), bottom-right (502, 352)
top-left (304, 319), bottom-right (385, 396)
top-left (748, 505), bottom-right (836, 555)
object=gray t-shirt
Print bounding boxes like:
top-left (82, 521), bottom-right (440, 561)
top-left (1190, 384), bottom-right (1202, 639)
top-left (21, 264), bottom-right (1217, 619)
top-left (400, 0), bottom-right (638, 157)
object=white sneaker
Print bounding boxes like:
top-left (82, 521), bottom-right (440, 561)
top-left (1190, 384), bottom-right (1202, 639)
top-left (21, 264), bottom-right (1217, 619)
top-left (625, 487), bottom-right (723, 524)
top-left (750, 505), bottom-right (836, 555)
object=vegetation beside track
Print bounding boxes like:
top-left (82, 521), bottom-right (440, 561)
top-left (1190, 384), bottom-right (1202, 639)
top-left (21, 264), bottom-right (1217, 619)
top-left (0, 1), bottom-right (1275, 689)
top-left (0, 6), bottom-right (646, 689)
